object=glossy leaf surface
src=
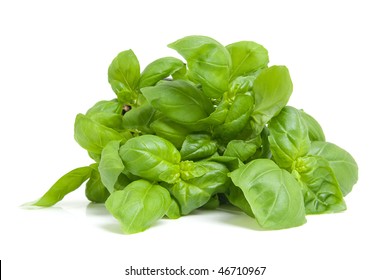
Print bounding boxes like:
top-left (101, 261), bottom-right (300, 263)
top-left (34, 166), bottom-right (92, 207)
top-left (168, 35), bottom-right (231, 98)
top-left (309, 141), bottom-right (358, 196)
top-left (252, 66), bottom-right (293, 132)
top-left (214, 93), bottom-right (254, 141)
top-left (108, 49), bottom-right (140, 104)
top-left (268, 106), bottom-right (310, 169)
top-left (98, 140), bottom-right (125, 193)
top-left (142, 80), bottom-right (214, 125)
top-left (74, 114), bottom-right (125, 154)
top-left (105, 180), bottom-right (171, 234)
top-left (293, 155), bottom-right (346, 214)
top-left (180, 134), bottom-right (218, 160)
top-left (224, 140), bottom-right (257, 162)
top-left (229, 159), bottom-right (306, 229)
top-left (169, 161), bottom-right (229, 214)
top-left (86, 165), bottom-right (110, 203)
top-left (301, 110), bottom-right (326, 141)
top-left (122, 102), bottom-right (157, 134)
top-left (119, 135), bottom-right (181, 183)
top-left (226, 41), bottom-right (269, 79)
top-left (150, 117), bottom-right (191, 148)
top-left (139, 57), bottom-right (185, 88)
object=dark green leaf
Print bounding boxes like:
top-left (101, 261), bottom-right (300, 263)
top-left (86, 165), bottom-right (110, 203)
top-left (259, 126), bottom-right (272, 159)
top-left (201, 195), bottom-right (220, 210)
top-left (226, 184), bottom-right (254, 217)
top-left (113, 173), bottom-right (135, 191)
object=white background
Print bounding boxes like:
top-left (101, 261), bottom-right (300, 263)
top-left (1, 0), bottom-right (389, 279)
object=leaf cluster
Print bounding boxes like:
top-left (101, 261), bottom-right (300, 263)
top-left (33, 36), bottom-right (358, 234)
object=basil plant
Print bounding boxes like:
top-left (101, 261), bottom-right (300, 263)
top-left (32, 35), bottom-right (358, 234)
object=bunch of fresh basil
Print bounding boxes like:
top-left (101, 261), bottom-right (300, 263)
top-left (33, 35), bottom-right (358, 234)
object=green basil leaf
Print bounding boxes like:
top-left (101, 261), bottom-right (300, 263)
top-left (229, 76), bottom-right (256, 95)
top-left (171, 63), bottom-right (188, 80)
top-left (169, 180), bottom-right (211, 215)
top-left (122, 102), bottom-right (157, 134)
top-left (259, 126), bottom-right (272, 159)
top-left (169, 161), bottom-right (229, 214)
top-left (179, 160), bottom-right (208, 181)
top-left (268, 106), bottom-right (310, 169)
top-left (88, 112), bottom-right (123, 130)
top-left (252, 66), bottom-right (293, 133)
top-left (229, 159), bottom-right (306, 230)
top-left (34, 166), bottom-right (92, 207)
top-left (224, 140), bottom-right (257, 162)
top-left (193, 161), bottom-right (230, 189)
top-left (201, 195), bottom-right (220, 210)
top-left (139, 57), bottom-right (185, 88)
top-left (150, 117), bottom-right (191, 149)
top-left (168, 35), bottom-right (231, 98)
top-left (98, 140), bottom-right (125, 193)
top-left (113, 173), bottom-right (135, 191)
top-left (226, 41), bottom-right (269, 79)
top-left (206, 155), bottom-right (244, 172)
top-left (214, 93), bottom-right (254, 141)
top-left (166, 198), bottom-right (181, 219)
top-left (88, 151), bottom-right (101, 162)
top-left (86, 165), bottom-right (110, 203)
top-left (293, 156), bottom-right (346, 214)
top-left (180, 134), bottom-right (218, 160)
top-left (189, 100), bottom-right (230, 132)
top-left (105, 179), bottom-right (171, 234)
top-left (301, 110), bottom-right (326, 141)
top-left (119, 135), bottom-right (181, 183)
top-left (74, 114), bottom-right (125, 155)
top-left (226, 184), bottom-right (254, 217)
top-left (108, 49), bottom-right (140, 105)
top-left (309, 141), bottom-right (358, 196)
top-left (142, 80), bottom-right (214, 125)
top-left (86, 99), bottom-right (122, 115)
